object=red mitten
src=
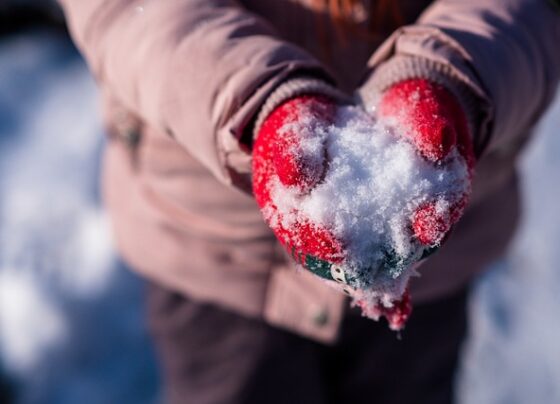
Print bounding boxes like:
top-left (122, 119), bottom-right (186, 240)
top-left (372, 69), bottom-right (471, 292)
top-left (252, 95), bottom-right (344, 266)
top-left (378, 79), bottom-right (475, 247)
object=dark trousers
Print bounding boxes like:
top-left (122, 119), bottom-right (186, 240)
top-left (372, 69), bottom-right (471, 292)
top-left (147, 284), bottom-right (469, 404)
top-left (0, 376), bottom-right (13, 404)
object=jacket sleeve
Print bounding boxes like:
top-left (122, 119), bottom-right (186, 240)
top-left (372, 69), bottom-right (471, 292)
top-left (359, 0), bottom-right (560, 156)
top-left (58, 0), bottom-right (337, 187)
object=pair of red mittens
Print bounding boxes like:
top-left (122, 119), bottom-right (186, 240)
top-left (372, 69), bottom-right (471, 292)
top-left (252, 79), bottom-right (475, 330)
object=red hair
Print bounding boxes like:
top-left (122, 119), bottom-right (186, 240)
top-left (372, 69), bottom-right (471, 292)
top-left (314, 0), bottom-right (403, 46)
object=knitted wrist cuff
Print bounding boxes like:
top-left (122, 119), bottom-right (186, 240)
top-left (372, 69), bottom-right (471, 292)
top-left (359, 56), bottom-right (483, 142)
top-left (253, 77), bottom-right (351, 139)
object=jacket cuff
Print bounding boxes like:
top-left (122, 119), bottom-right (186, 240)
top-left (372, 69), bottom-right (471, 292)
top-left (253, 77), bottom-right (351, 139)
top-left (358, 56), bottom-right (484, 152)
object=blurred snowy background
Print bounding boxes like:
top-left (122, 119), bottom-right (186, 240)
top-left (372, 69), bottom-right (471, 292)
top-left (457, 67), bottom-right (560, 402)
top-left (0, 30), bottom-right (159, 403)
top-left (0, 23), bottom-right (558, 404)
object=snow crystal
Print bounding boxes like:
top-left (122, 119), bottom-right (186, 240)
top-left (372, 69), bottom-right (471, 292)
top-left (267, 105), bottom-right (469, 303)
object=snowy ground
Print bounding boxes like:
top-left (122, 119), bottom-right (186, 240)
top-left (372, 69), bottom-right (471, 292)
top-left (457, 78), bottom-right (560, 403)
top-left (0, 31), bottom-right (159, 404)
top-left (0, 30), bottom-right (558, 404)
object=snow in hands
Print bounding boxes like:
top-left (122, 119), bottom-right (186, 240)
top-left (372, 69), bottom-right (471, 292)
top-left (253, 97), bottom-right (471, 330)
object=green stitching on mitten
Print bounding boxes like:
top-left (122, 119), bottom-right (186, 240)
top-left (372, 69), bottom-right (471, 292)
top-left (304, 254), bottom-right (334, 280)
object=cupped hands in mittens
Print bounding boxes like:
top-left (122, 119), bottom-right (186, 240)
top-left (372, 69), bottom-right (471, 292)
top-left (252, 81), bottom-right (474, 330)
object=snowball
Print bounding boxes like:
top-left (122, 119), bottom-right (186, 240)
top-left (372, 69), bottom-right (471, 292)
top-left (266, 105), bottom-right (470, 305)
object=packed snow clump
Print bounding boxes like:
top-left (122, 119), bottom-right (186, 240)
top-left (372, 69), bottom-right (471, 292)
top-left (266, 105), bottom-right (469, 303)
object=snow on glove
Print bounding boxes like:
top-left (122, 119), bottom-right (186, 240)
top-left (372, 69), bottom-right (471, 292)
top-left (252, 94), bottom-right (415, 330)
top-left (350, 78), bottom-right (476, 328)
top-left (252, 80), bottom-right (475, 331)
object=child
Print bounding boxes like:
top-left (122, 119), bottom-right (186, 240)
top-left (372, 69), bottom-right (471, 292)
top-left (59, 0), bottom-right (560, 402)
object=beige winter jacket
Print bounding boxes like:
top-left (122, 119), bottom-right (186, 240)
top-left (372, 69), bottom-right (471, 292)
top-left (60, 0), bottom-right (560, 343)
